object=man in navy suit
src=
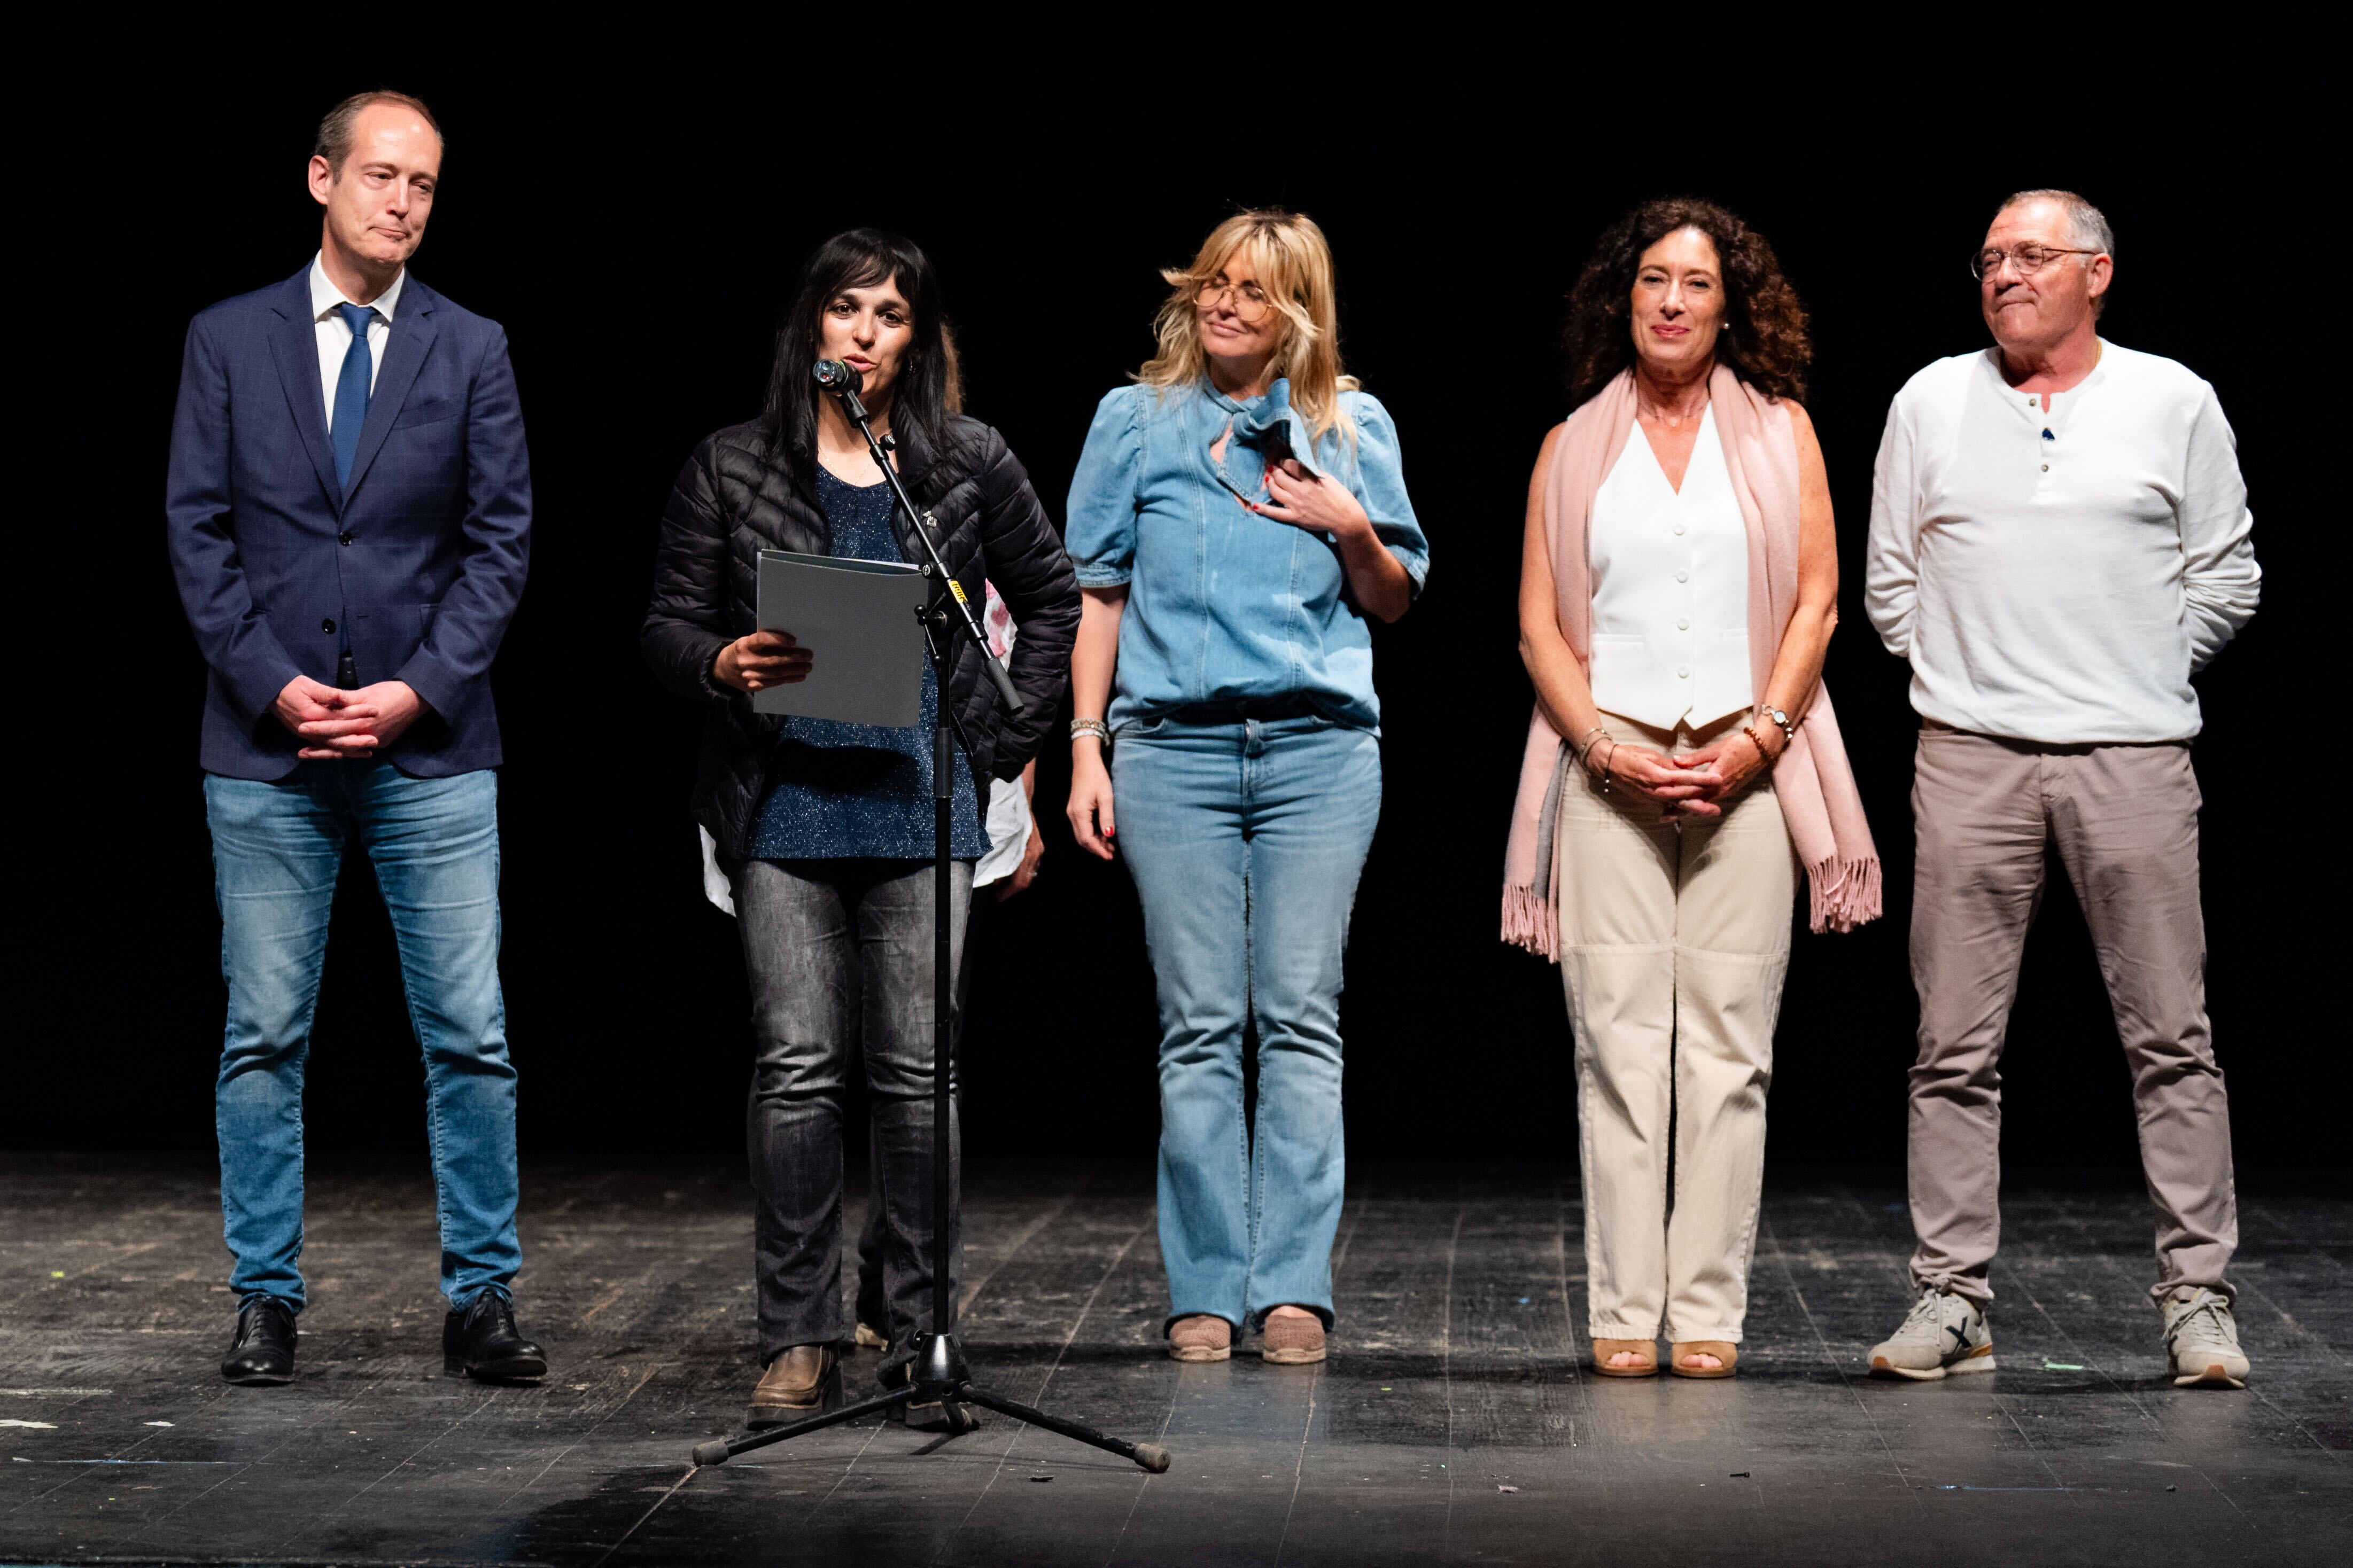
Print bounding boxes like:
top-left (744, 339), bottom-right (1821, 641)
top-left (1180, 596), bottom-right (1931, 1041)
top-left (167, 90), bottom-right (545, 1386)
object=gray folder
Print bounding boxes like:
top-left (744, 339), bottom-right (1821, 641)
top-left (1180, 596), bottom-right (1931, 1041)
top-left (752, 550), bottom-right (929, 727)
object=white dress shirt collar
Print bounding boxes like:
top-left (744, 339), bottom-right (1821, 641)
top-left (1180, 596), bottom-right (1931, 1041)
top-left (308, 252), bottom-right (407, 324)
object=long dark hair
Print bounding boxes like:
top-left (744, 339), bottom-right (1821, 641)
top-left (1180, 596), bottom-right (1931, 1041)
top-left (760, 228), bottom-right (957, 470)
top-left (1562, 198), bottom-right (1812, 407)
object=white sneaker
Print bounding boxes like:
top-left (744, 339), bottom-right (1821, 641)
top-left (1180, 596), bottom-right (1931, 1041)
top-left (1869, 1287), bottom-right (1996, 1380)
top-left (2162, 1288), bottom-right (2249, 1390)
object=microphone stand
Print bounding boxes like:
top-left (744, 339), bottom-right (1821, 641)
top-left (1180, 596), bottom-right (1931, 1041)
top-left (690, 377), bottom-right (1170, 1476)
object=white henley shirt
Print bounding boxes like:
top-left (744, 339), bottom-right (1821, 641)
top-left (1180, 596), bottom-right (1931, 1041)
top-left (1865, 341), bottom-right (2258, 744)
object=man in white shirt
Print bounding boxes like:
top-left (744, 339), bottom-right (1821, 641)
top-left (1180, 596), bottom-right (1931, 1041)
top-left (1862, 191), bottom-right (2259, 1388)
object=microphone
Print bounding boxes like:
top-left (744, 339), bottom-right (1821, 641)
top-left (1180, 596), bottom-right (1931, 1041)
top-left (803, 352), bottom-right (1019, 716)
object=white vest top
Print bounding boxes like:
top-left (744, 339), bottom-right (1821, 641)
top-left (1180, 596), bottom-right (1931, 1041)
top-left (1587, 407), bottom-right (1753, 730)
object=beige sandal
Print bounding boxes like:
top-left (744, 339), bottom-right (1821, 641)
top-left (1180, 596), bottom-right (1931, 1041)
top-left (1592, 1338), bottom-right (1659, 1378)
top-left (1668, 1340), bottom-right (1738, 1379)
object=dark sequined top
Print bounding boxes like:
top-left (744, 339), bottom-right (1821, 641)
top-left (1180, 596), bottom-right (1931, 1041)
top-left (749, 467), bottom-right (987, 862)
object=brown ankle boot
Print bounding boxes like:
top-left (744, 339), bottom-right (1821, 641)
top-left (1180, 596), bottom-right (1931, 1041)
top-left (749, 1344), bottom-right (841, 1428)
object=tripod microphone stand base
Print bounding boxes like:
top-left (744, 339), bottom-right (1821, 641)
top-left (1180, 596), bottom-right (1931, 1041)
top-left (689, 1332), bottom-right (1172, 1473)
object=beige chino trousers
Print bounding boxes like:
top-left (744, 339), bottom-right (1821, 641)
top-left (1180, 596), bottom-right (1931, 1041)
top-left (1906, 723), bottom-right (2235, 1306)
top-left (1558, 711), bottom-right (1796, 1344)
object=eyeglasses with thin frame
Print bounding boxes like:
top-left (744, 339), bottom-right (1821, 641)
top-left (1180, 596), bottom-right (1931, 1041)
top-left (1196, 276), bottom-right (1273, 324)
top-left (1970, 244), bottom-right (2100, 282)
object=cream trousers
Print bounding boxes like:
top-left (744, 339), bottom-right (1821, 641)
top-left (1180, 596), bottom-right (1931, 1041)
top-left (1559, 711), bottom-right (1795, 1343)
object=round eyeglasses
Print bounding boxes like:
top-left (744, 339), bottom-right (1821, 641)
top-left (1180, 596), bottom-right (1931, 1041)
top-left (1196, 277), bottom-right (1272, 324)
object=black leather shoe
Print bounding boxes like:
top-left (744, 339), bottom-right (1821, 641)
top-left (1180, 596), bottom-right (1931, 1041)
top-left (443, 1291), bottom-right (547, 1382)
top-left (222, 1296), bottom-right (297, 1385)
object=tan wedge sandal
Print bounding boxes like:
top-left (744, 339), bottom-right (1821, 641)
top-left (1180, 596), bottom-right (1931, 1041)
top-left (1668, 1341), bottom-right (1738, 1379)
top-left (1593, 1338), bottom-right (1659, 1378)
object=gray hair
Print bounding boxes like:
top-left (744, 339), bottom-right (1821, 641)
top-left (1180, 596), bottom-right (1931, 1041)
top-left (1999, 189), bottom-right (2115, 258)
top-left (314, 90), bottom-right (443, 176)
top-left (1998, 189), bottom-right (2113, 315)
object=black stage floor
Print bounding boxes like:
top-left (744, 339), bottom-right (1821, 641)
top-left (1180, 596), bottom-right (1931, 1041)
top-left (2, 1156), bottom-right (2344, 1566)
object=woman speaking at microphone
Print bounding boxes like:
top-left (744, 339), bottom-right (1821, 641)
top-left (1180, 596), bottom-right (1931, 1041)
top-left (642, 229), bottom-right (1078, 1425)
top-left (1064, 210), bottom-right (1430, 1366)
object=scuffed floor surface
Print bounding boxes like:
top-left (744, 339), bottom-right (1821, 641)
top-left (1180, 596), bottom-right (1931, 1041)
top-left (2, 1156), bottom-right (2344, 1566)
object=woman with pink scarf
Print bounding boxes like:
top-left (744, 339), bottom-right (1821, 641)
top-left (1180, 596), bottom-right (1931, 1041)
top-left (1503, 199), bottom-right (1879, 1379)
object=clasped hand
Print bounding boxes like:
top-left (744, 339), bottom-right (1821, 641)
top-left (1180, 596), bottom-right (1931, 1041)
top-left (274, 675), bottom-right (427, 760)
top-left (1595, 729), bottom-right (1776, 819)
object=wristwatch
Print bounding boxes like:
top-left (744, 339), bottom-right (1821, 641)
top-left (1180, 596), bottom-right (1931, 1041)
top-left (1761, 705), bottom-right (1797, 741)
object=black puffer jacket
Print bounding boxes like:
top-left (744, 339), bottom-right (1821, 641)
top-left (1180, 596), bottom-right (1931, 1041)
top-left (642, 414), bottom-right (1080, 861)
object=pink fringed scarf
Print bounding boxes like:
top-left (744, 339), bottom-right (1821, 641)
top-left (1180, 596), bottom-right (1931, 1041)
top-left (1501, 366), bottom-right (1881, 957)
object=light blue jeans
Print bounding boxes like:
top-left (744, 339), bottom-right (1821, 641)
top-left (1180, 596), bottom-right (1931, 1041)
top-left (1112, 712), bottom-right (1380, 1333)
top-left (205, 762), bottom-right (518, 1310)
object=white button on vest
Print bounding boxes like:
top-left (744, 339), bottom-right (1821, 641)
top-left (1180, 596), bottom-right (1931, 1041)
top-left (1677, 666), bottom-right (1691, 678)
top-left (1677, 618), bottom-right (1689, 630)
top-left (1675, 570), bottom-right (1689, 583)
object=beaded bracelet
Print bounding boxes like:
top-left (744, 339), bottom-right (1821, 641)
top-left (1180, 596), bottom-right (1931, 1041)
top-left (1070, 717), bottom-right (1112, 744)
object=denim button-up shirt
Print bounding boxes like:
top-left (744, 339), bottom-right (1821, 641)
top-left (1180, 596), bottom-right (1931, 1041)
top-left (1065, 378), bottom-right (1428, 731)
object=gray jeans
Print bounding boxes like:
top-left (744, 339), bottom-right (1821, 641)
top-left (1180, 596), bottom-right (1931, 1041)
top-left (732, 856), bottom-right (971, 1371)
top-left (1905, 724), bottom-right (2235, 1306)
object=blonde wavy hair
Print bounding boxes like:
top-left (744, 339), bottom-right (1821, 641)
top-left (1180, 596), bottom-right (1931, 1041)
top-left (1136, 209), bottom-right (1358, 445)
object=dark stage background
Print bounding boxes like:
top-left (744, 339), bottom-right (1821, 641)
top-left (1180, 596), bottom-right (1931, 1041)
top-left (18, 71), bottom-right (2326, 1173)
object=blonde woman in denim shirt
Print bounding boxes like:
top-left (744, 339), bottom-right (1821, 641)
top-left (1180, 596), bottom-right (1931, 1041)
top-left (1064, 211), bottom-right (1429, 1366)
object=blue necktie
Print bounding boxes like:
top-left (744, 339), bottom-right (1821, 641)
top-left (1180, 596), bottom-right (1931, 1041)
top-left (331, 301), bottom-right (376, 492)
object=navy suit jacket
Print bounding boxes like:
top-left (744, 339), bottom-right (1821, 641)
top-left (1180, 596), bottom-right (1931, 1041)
top-left (167, 265), bottom-right (532, 779)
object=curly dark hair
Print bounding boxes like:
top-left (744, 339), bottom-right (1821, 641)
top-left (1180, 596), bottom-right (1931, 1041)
top-left (1563, 198), bottom-right (1812, 406)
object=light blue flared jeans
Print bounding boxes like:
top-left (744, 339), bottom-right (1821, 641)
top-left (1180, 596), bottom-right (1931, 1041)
top-left (1113, 712), bottom-right (1380, 1335)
